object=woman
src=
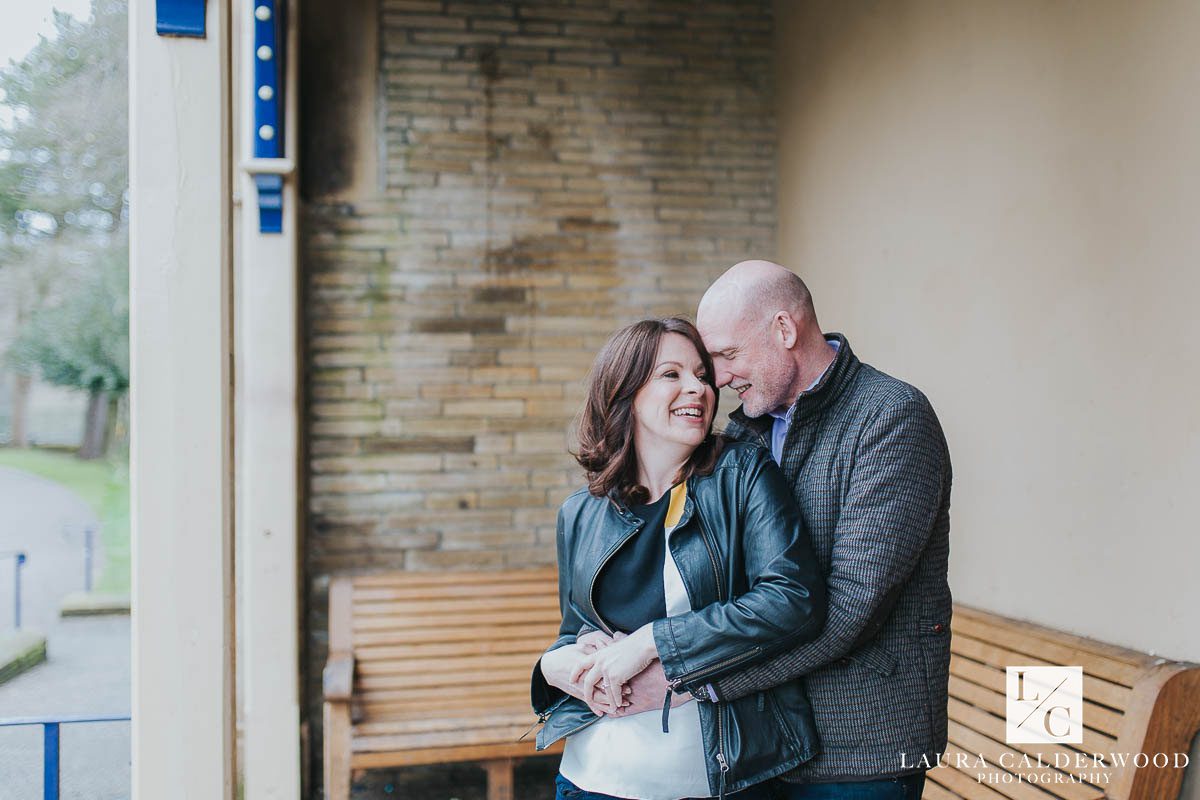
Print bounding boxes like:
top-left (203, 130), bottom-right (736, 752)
top-left (530, 318), bottom-right (827, 800)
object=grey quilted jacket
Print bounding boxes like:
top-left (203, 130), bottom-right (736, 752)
top-left (713, 334), bottom-right (952, 783)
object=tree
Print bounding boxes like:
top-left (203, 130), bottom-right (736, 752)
top-left (8, 246), bottom-right (128, 458)
top-left (0, 0), bottom-right (128, 452)
top-left (0, 0), bottom-right (128, 242)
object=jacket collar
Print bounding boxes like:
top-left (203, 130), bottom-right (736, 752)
top-left (605, 481), bottom-right (691, 528)
top-left (727, 332), bottom-right (860, 434)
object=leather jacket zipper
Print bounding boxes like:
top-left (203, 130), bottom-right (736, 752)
top-left (669, 507), bottom-right (761, 687)
top-left (716, 704), bottom-right (730, 799)
top-left (519, 711), bottom-right (550, 743)
top-left (695, 510), bottom-right (724, 602)
top-left (669, 645), bottom-right (762, 689)
top-left (586, 522), bottom-right (642, 636)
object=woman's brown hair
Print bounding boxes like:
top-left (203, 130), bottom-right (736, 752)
top-left (575, 317), bottom-right (724, 506)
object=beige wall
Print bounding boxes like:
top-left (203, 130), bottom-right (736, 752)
top-left (775, 0), bottom-right (1200, 663)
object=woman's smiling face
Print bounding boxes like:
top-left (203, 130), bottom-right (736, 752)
top-left (632, 332), bottom-right (716, 456)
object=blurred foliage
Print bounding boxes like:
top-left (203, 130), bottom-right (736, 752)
top-left (8, 244), bottom-right (128, 394)
top-left (1, 0), bottom-right (129, 457)
top-left (0, 0), bottom-right (128, 244)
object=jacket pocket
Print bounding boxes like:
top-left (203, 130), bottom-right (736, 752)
top-left (846, 639), bottom-right (898, 677)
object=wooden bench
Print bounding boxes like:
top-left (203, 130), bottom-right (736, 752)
top-left (928, 605), bottom-right (1200, 800)
top-left (322, 567), bottom-right (564, 800)
top-left (323, 573), bottom-right (1200, 800)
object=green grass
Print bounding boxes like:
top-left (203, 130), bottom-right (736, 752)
top-left (0, 446), bottom-right (130, 594)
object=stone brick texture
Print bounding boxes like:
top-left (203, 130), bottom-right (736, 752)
top-left (301, 0), bottom-right (775, 794)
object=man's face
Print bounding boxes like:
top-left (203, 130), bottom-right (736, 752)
top-left (698, 307), bottom-right (798, 418)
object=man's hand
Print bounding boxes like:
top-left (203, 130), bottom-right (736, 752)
top-left (606, 660), bottom-right (693, 717)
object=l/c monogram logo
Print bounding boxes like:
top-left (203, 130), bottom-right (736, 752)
top-left (1005, 666), bottom-right (1084, 744)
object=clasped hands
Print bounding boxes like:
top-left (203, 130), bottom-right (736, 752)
top-left (541, 625), bottom-right (691, 718)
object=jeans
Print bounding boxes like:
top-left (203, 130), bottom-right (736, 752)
top-left (773, 773), bottom-right (926, 799)
top-left (555, 773), bottom-right (776, 800)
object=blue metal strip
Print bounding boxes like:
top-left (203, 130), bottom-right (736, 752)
top-left (43, 722), bottom-right (60, 800)
top-left (0, 714), bottom-right (130, 727)
top-left (253, 0), bottom-right (282, 160)
top-left (255, 175), bottom-right (284, 234)
top-left (156, 0), bottom-right (206, 38)
top-left (251, 0), bottom-right (285, 232)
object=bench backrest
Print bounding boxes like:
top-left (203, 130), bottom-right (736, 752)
top-left (933, 605), bottom-right (1200, 800)
top-left (332, 567), bottom-right (561, 727)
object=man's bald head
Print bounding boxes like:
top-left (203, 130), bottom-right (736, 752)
top-left (696, 260), bottom-right (832, 417)
top-left (698, 260), bottom-right (816, 331)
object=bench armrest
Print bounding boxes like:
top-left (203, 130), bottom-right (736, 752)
top-left (323, 653), bottom-right (355, 702)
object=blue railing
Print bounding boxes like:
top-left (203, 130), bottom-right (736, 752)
top-left (0, 549), bottom-right (28, 628)
top-left (0, 713), bottom-right (130, 800)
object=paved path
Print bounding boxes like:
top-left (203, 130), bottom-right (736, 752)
top-left (0, 617), bottom-right (130, 798)
top-left (0, 466), bottom-right (129, 798)
top-left (0, 466), bottom-right (99, 633)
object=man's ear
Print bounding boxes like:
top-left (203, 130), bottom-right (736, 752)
top-left (774, 312), bottom-right (799, 349)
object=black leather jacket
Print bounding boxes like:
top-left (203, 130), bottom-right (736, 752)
top-left (531, 441), bottom-right (827, 797)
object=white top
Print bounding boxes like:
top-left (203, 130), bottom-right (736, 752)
top-left (558, 486), bottom-right (711, 799)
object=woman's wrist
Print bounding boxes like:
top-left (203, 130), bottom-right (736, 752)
top-left (632, 623), bottom-right (660, 663)
top-left (540, 645), bottom-right (580, 694)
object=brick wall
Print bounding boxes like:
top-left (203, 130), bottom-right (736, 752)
top-left (301, 0), bottom-right (775, 791)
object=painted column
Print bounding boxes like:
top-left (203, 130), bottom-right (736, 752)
top-left (236, 0), bottom-right (302, 795)
top-left (128, 0), bottom-right (236, 796)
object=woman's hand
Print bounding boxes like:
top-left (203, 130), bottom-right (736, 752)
top-left (540, 642), bottom-right (631, 716)
top-left (571, 624), bottom-right (660, 711)
top-left (577, 629), bottom-right (624, 653)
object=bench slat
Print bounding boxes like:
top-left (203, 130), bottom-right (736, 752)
top-left (357, 651), bottom-right (537, 677)
top-left (357, 696), bottom-right (530, 720)
top-left (353, 608), bottom-right (560, 631)
top-left (351, 596), bottom-right (560, 618)
top-left (353, 723), bottom-right (537, 753)
top-left (352, 624), bottom-right (558, 648)
top-left (354, 582), bottom-right (557, 602)
top-left (352, 568), bottom-right (557, 588)
top-left (350, 740), bottom-right (563, 771)
top-left (953, 609), bottom-right (1148, 685)
top-left (357, 667), bottom-right (532, 692)
top-left (354, 710), bottom-right (535, 738)
top-left (356, 637), bottom-right (551, 662)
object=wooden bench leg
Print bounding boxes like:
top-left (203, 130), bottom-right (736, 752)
top-left (323, 701), bottom-right (352, 800)
top-left (483, 758), bottom-right (516, 800)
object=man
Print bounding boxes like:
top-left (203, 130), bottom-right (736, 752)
top-left (684, 259), bottom-right (953, 798)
